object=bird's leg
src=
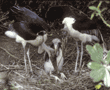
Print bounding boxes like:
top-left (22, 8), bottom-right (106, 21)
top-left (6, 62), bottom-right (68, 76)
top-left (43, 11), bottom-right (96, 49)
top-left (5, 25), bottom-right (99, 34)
top-left (23, 47), bottom-right (27, 73)
top-left (75, 41), bottom-right (79, 72)
top-left (79, 42), bottom-right (83, 68)
top-left (22, 42), bottom-right (27, 73)
top-left (27, 48), bottom-right (33, 74)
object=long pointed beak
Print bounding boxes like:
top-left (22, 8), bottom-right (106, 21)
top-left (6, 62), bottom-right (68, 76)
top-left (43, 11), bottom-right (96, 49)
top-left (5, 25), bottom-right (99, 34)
top-left (54, 44), bottom-right (58, 55)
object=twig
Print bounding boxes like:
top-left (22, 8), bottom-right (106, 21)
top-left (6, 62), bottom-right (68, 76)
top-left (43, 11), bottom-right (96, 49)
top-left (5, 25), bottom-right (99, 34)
top-left (32, 64), bottom-right (41, 70)
top-left (0, 47), bottom-right (21, 60)
top-left (0, 16), bottom-right (9, 22)
top-left (0, 63), bottom-right (25, 78)
top-left (0, 68), bottom-right (23, 72)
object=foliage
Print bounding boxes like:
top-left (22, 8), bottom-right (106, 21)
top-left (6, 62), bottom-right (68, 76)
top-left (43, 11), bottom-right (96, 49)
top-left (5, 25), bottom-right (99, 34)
top-left (89, 1), bottom-right (110, 28)
top-left (86, 43), bottom-right (110, 87)
top-left (95, 82), bottom-right (102, 90)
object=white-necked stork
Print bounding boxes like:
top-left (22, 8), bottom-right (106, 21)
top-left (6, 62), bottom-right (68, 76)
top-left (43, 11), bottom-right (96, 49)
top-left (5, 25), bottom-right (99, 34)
top-left (46, 5), bottom-right (106, 72)
top-left (44, 38), bottom-right (66, 82)
top-left (5, 5), bottom-right (54, 73)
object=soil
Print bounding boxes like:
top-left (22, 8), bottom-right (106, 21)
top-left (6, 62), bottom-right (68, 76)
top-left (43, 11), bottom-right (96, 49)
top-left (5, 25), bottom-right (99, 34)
top-left (0, 27), bottom-right (110, 90)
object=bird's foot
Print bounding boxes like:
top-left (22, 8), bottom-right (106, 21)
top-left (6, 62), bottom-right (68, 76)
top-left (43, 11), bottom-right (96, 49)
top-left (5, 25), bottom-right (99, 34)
top-left (50, 74), bottom-right (63, 83)
top-left (60, 73), bottom-right (67, 80)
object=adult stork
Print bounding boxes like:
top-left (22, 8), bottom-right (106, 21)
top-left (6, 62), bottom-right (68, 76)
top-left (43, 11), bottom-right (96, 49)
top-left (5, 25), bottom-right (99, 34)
top-left (46, 5), bottom-right (106, 72)
top-left (5, 5), bottom-right (54, 73)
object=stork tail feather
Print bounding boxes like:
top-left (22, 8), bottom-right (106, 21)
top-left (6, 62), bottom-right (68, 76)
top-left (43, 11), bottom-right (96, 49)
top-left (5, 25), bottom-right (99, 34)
top-left (5, 31), bottom-right (17, 39)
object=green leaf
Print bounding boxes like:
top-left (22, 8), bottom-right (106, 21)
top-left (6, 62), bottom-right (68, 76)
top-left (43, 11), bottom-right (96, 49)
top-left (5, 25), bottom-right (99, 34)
top-left (97, 1), bottom-right (102, 9)
top-left (94, 43), bottom-right (103, 53)
top-left (86, 46), bottom-right (99, 62)
top-left (93, 44), bottom-right (103, 61)
top-left (89, 6), bottom-right (97, 11)
top-left (86, 45), bottom-right (94, 55)
top-left (86, 44), bottom-right (103, 62)
top-left (87, 62), bottom-right (104, 70)
top-left (101, 8), bottom-right (107, 12)
top-left (91, 12), bottom-right (95, 20)
top-left (90, 68), bottom-right (106, 82)
top-left (105, 50), bottom-right (110, 64)
top-left (105, 1), bottom-right (110, 4)
top-left (89, 6), bottom-right (100, 13)
top-left (96, 12), bottom-right (99, 16)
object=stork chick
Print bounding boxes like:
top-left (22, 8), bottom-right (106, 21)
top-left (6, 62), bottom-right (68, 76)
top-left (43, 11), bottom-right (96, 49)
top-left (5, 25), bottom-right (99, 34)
top-left (44, 38), bottom-right (67, 82)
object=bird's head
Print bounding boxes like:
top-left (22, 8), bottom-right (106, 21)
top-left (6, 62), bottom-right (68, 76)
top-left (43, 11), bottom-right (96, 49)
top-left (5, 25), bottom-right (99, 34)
top-left (10, 5), bottom-right (36, 18)
top-left (62, 17), bottom-right (76, 25)
top-left (51, 38), bottom-right (61, 55)
top-left (10, 6), bottom-right (24, 14)
top-left (61, 17), bottom-right (76, 32)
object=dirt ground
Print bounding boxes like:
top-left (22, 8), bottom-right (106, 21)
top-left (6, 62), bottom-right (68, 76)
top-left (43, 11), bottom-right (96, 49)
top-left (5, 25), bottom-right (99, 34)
top-left (0, 26), bottom-right (110, 90)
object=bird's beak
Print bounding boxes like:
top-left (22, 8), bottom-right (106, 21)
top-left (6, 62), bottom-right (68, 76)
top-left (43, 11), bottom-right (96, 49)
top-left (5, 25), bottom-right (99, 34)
top-left (54, 44), bottom-right (58, 55)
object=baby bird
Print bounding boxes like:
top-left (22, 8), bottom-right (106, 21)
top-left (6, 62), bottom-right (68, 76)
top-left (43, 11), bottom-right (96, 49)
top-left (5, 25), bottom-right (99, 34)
top-left (44, 38), bottom-right (67, 82)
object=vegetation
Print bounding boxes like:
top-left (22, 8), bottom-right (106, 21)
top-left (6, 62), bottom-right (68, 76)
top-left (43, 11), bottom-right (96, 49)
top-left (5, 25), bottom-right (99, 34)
top-left (0, 0), bottom-right (110, 90)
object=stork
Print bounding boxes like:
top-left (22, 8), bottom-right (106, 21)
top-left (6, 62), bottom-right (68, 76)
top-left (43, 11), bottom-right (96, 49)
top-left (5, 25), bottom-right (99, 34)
top-left (44, 38), bottom-right (67, 82)
top-left (45, 5), bottom-right (106, 72)
top-left (61, 17), bottom-right (105, 72)
top-left (5, 6), bottom-right (53, 73)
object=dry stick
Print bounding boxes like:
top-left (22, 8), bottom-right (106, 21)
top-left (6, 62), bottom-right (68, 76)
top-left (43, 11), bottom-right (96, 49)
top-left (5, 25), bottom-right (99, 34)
top-left (32, 64), bottom-right (41, 70)
top-left (0, 63), bottom-right (25, 78)
top-left (0, 17), bottom-right (9, 22)
top-left (99, 30), bottom-right (108, 52)
top-left (0, 25), bottom-right (8, 29)
top-left (0, 47), bottom-right (22, 60)
top-left (0, 68), bottom-right (23, 72)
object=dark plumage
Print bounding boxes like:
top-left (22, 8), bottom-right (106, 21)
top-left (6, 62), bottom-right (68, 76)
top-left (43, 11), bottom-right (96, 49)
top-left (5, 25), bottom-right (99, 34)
top-left (46, 5), bottom-right (103, 32)
top-left (46, 5), bottom-right (105, 72)
top-left (46, 5), bottom-right (74, 22)
top-left (10, 6), bottom-right (51, 32)
top-left (5, 5), bottom-right (53, 73)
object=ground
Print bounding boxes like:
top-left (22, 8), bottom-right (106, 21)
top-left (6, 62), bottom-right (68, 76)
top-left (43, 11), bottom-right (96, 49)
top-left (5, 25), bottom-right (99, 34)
top-left (0, 3), bottom-right (110, 89)
top-left (0, 27), bottom-right (110, 90)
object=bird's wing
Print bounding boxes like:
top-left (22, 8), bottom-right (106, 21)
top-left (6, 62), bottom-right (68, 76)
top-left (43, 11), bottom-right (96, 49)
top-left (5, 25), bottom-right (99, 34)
top-left (10, 6), bottom-right (51, 32)
top-left (13, 21), bottom-right (37, 40)
top-left (72, 18), bottom-right (97, 30)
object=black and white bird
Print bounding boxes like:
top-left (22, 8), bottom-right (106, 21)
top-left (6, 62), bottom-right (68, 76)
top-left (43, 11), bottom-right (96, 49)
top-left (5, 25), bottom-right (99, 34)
top-left (44, 38), bottom-right (66, 82)
top-left (46, 5), bottom-right (106, 72)
top-left (5, 5), bottom-right (53, 73)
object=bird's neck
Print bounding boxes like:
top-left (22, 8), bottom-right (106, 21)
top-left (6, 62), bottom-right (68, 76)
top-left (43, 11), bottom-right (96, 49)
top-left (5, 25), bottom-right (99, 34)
top-left (66, 24), bottom-right (81, 38)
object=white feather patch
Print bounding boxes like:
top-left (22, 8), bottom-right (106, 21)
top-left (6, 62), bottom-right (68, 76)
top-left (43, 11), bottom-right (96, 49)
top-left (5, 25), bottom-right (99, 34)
top-left (38, 45), bottom-right (44, 54)
top-left (5, 31), bottom-right (17, 39)
top-left (44, 59), bottom-right (54, 74)
top-left (62, 17), bottom-right (99, 43)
